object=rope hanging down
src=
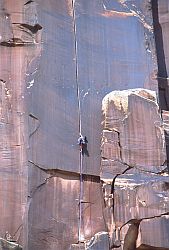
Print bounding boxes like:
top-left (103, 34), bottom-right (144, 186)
top-left (72, 0), bottom-right (84, 243)
top-left (72, 0), bottom-right (81, 136)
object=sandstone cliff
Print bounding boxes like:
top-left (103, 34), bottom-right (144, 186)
top-left (0, 0), bottom-right (168, 250)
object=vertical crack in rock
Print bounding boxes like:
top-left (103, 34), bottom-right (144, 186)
top-left (28, 113), bottom-right (40, 138)
top-left (72, 0), bottom-right (83, 243)
top-left (152, 0), bottom-right (168, 79)
top-left (113, 129), bottom-right (123, 162)
top-left (152, 0), bottom-right (169, 170)
top-left (116, 130), bottom-right (122, 162)
top-left (152, 0), bottom-right (169, 112)
top-left (12, 224), bottom-right (23, 244)
top-left (109, 165), bottom-right (132, 224)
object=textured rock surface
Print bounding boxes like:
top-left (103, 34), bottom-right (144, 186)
top-left (101, 89), bottom-right (169, 249)
top-left (153, 0), bottom-right (169, 112)
top-left (102, 89), bottom-right (166, 172)
top-left (0, 238), bottom-right (22, 250)
top-left (0, 0), bottom-right (42, 248)
top-left (69, 232), bottom-right (110, 250)
top-left (28, 0), bottom-right (158, 176)
top-left (28, 164), bottom-right (106, 250)
top-left (0, 0), bottom-right (165, 250)
top-left (86, 232), bottom-right (110, 250)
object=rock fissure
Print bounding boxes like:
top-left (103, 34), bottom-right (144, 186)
top-left (110, 166), bottom-right (132, 223)
top-left (12, 224), bottom-right (23, 243)
top-left (24, 1), bottom-right (34, 5)
top-left (102, 1), bottom-right (135, 18)
top-left (120, 211), bottom-right (169, 231)
top-left (110, 212), bottom-right (169, 249)
top-left (102, 89), bottom-right (169, 249)
top-left (119, 0), bottom-right (153, 32)
top-left (102, 157), bottom-right (167, 176)
top-left (29, 114), bottom-right (40, 138)
top-left (14, 23), bottom-right (43, 34)
top-left (3, 225), bottom-right (23, 245)
top-left (110, 166), bottom-right (132, 195)
top-left (28, 175), bottom-right (54, 199)
top-left (115, 130), bottom-right (123, 162)
top-left (28, 160), bottom-right (100, 179)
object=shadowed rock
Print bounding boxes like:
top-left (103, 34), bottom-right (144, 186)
top-left (123, 219), bottom-right (141, 250)
top-left (0, 238), bottom-right (22, 250)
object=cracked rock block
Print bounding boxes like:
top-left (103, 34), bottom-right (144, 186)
top-left (114, 176), bottom-right (169, 247)
top-left (70, 232), bottom-right (110, 250)
top-left (69, 243), bottom-right (85, 250)
top-left (101, 89), bottom-right (169, 249)
top-left (0, 238), bottom-right (22, 250)
top-left (86, 232), bottom-right (109, 250)
top-left (28, 171), bottom-right (79, 250)
top-left (102, 88), bottom-right (166, 174)
top-left (114, 176), bottom-right (169, 221)
top-left (0, 1), bottom-right (42, 46)
top-left (28, 164), bottom-right (106, 250)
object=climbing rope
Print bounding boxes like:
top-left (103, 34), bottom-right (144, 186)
top-left (72, 0), bottom-right (82, 136)
top-left (72, 0), bottom-right (84, 243)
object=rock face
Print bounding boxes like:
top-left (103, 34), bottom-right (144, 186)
top-left (101, 89), bottom-right (169, 249)
top-left (28, 169), bottom-right (106, 250)
top-left (0, 238), bottom-right (22, 250)
top-left (86, 232), bottom-right (110, 250)
top-left (0, 0), bottom-right (168, 250)
top-left (102, 89), bottom-right (166, 174)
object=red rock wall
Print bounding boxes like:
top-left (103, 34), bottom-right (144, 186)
top-left (0, 1), bottom-right (167, 250)
top-left (101, 89), bottom-right (169, 249)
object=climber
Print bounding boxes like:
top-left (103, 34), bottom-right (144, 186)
top-left (78, 135), bottom-right (89, 156)
top-left (78, 135), bottom-right (86, 149)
